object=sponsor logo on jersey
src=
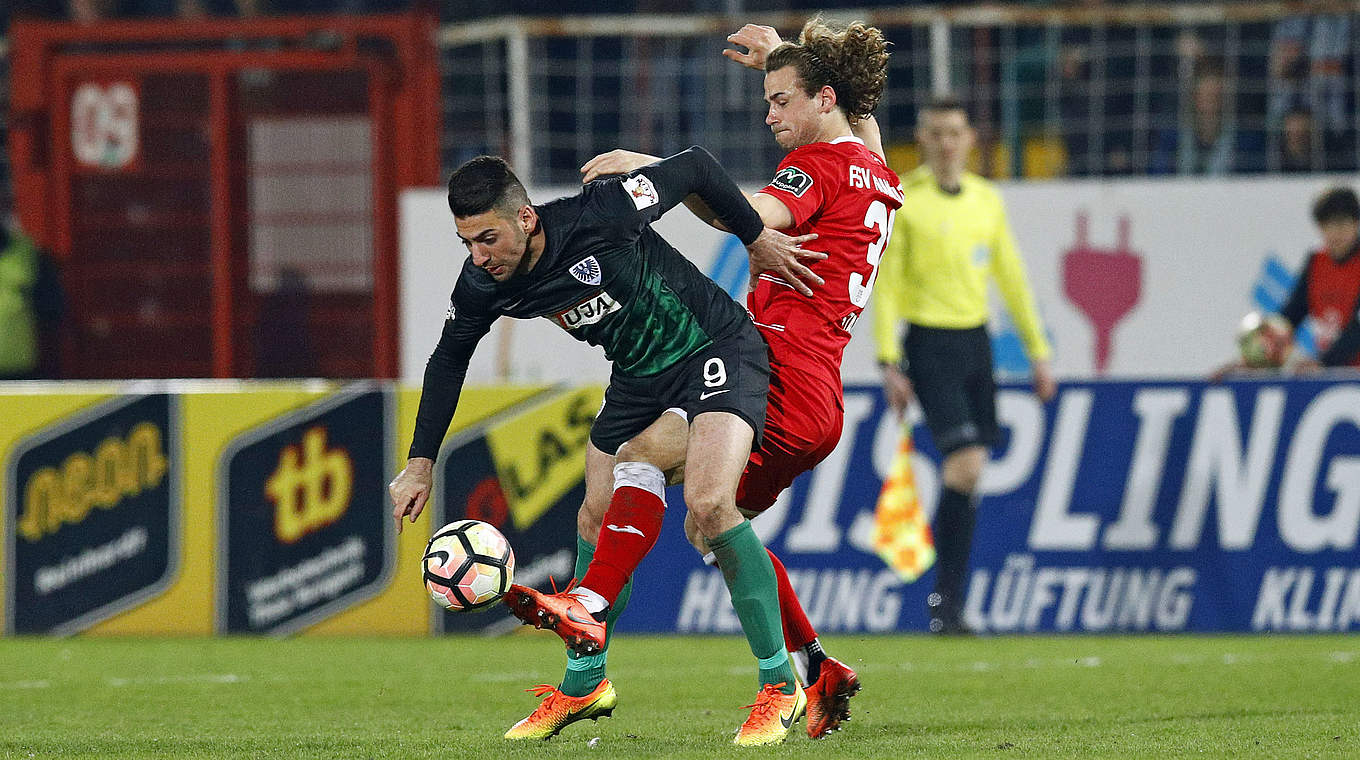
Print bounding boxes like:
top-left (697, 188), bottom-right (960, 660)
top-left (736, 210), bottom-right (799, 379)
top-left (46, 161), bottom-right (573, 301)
top-left (622, 174), bottom-right (659, 210)
top-left (444, 304), bottom-right (456, 321)
top-left (569, 256), bottom-right (603, 286)
top-left (770, 166), bottom-right (813, 197)
top-left (555, 291), bottom-right (621, 330)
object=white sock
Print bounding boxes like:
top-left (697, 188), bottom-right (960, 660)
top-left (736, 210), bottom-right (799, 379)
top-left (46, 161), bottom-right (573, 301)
top-left (791, 649), bottom-right (810, 686)
top-left (570, 586), bottom-right (609, 614)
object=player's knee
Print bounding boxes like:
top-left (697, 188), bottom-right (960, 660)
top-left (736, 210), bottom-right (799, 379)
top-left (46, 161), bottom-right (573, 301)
top-left (683, 484), bottom-right (735, 534)
top-left (683, 512), bottom-right (709, 554)
top-left (615, 437), bottom-right (668, 469)
top-left (942, 446), bottom-right (986, 494)
top-left (576, 496), bottom-right (607, 542)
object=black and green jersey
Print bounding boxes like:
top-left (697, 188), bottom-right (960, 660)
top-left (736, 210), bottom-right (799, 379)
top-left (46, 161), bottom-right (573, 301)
top-left (409, 147), bottom-right (765, 459)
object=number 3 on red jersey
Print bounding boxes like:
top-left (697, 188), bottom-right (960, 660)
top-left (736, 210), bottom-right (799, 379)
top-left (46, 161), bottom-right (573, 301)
top-left (849, 200), bottom-right (896, 308)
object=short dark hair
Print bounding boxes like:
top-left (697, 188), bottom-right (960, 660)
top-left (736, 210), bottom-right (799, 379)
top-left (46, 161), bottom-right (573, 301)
top-left (1312, 186), bottom-right (1360, 225)
top-left (922, 95), bottom-right (969, 123)
top-left (447, 156), bottom-right (530, 219)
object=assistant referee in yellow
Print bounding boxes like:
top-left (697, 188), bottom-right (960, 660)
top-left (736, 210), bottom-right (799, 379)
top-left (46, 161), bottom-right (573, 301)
top-left (873, 96), bottom-right (1055, 634)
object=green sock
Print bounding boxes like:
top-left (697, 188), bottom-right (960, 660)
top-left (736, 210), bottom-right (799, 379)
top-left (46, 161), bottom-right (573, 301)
top-left (708, 520), bottom-right (797, 694)
top-left (559, 534), bottom-right (631, 697)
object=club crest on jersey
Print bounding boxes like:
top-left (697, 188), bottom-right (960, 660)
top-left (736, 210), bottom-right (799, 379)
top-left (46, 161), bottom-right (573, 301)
top-left (569, 256), bottom-right (603, 286)
top-left (622, 174), bottom-right (659, 210)
top-left (770, 166), bottom-right (814, 197)
top-left (555, 290), bottom-right (621, 330)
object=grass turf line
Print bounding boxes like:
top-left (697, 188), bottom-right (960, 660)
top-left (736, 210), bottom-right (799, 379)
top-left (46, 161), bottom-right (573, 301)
top-left (1, 633), bottom-right (1356, 759)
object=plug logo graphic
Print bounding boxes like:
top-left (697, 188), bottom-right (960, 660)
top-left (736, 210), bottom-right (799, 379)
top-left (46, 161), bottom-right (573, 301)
top-left (1062, 212), bottom-right (1143, 375)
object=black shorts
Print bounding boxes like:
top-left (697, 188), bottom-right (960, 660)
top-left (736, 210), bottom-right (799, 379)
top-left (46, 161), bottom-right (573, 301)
top-left (904, 323), bottom-right (999, 456)
top-left (590, 323), bottom-right (770, 455)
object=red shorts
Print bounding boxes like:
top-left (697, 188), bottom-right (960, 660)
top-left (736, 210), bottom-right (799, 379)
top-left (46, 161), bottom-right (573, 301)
top-left (734, 359), bottom-right (844, 513)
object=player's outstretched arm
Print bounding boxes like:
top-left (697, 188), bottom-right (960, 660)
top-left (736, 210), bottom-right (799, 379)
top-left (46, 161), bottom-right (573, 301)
top-left (583, 148), bottom-right (760, 231)
top-left (580, 149), bottom-right (659, 183)
top-left (398, 291), bottom-right (492, 532)
top-left (585, 146), bottom-right (825, 294)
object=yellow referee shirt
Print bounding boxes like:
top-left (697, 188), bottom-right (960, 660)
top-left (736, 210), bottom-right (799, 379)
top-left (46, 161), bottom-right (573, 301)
top-left (873, 166), bottom-right (1051, 365)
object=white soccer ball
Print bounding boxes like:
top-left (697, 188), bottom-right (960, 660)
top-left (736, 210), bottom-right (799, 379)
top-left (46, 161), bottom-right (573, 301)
top-left (1237, 311), bottom-right (1294, 368)
top-left (423, 520), bottom-right (515, 612)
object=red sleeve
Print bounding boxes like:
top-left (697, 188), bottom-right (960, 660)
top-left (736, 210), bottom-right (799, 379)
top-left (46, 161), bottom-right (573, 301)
top-left (758, 146), bottom-right (834, 228)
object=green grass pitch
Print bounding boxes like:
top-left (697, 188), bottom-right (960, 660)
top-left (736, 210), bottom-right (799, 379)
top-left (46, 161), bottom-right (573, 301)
top-left (2, 631), bottom-right (1357, 759)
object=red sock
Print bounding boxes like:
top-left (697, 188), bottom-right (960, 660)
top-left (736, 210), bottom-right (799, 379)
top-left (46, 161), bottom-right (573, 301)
top-left (580, 486), bottom-right (664, 603)
top-left (768, 549), bottom-right (818, 651)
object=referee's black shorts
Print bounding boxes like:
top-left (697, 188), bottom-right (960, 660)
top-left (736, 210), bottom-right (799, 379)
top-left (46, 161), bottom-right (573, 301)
top-left (903, 323), bottom-right (999, 456)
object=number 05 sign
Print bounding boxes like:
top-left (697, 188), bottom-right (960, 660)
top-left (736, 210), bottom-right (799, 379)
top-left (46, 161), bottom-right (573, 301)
top-left (70, 81), bottom-right (140, 171)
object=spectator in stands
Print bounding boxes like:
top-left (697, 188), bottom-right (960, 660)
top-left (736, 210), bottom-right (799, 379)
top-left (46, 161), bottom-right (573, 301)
top-left (1279, 186), bottom-right (1360, 370)
top-left (1151, 59), bottom-right (1262, 175)
top-left (5, 0), bottom-right (65, 28)
top-left (1277, 105), bottom-right (1316, 174)
top-left (1056, 25), bottom-right (1095, 175)
top-left (1268, 13), bottom-right (1353, 170)
top-left (132, 0), bottom-right (265, 17)
top-left (67, 0), bottom-right (116, 23)
top-left (0, 220), bottom-right (63, 380)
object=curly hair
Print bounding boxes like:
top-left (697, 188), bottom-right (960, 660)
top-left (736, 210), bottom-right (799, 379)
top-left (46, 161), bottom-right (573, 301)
top-left (764, 18), bottom-right (890, 125)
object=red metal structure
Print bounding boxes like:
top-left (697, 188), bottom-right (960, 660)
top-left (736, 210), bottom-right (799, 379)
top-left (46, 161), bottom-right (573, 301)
top-left (8, 14), bottom-right (441, 378)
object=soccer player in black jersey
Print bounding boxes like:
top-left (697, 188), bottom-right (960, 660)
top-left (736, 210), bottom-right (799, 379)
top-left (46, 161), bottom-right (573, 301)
top-left (388, 147), bottom-right (822, 743)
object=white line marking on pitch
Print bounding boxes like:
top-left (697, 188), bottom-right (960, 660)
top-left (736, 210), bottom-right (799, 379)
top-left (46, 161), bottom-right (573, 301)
top-left (470, 671), bottom-right (553, 683)
top-left (0, 680), bottom-right (52, 689)
top-left (105, 674), bottom-right (246, 687)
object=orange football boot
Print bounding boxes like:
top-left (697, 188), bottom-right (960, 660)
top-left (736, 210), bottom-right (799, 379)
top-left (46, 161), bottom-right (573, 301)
top-left (503, 679), bottom-right (617, 740)
top-left (503, 583), bottom-right (606, 655)
top-left (733, 682), bottom-right (806, 746)
top-left (804, 657), bottom-right (861, 738)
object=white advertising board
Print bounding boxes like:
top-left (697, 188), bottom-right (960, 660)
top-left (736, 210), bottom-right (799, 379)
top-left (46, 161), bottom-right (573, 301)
top-left (400, 174), bottom-right (1359, 384)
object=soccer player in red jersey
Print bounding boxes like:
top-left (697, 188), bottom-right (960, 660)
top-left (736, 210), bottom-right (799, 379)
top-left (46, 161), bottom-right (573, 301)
top-left (698, 21), bottom-right (903, 739)
top-left (509, 19), bottom-right (899, 741)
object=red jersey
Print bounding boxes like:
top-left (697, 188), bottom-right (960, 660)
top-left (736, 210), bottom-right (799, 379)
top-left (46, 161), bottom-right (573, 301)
top-left (1305, 249), bottom-right (1360, 367)
top-left (749, 136), bottom-right (904, 393)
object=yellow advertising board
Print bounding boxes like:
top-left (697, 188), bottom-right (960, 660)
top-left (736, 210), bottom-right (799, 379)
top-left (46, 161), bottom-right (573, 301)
top-left (0, 381), bottom-right (592, 636)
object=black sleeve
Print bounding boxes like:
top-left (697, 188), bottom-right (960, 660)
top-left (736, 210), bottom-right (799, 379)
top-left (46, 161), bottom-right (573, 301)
top-left (600, 146), bottom-right (764, 246)
top-left (407, 282), bottom-right (495, 460)
top-left (1279, 254), bottom-right (1312, 329)
top-left (1320, 313), bottom-right (1360, 367)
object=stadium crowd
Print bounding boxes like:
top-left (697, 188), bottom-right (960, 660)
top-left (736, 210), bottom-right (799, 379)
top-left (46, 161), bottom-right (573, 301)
top-left (2, 2), bottom-right (1358, 178)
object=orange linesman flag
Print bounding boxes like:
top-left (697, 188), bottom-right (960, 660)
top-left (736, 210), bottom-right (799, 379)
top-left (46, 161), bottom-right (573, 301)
top-left (871, 426), bottom-right (935, 582)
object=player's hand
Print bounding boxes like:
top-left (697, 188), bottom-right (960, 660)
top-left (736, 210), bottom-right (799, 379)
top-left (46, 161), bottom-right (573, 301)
top-left (724, 24), bottom-right (782, 70)
top-left (580, 149), bottom-right (661, 183)
top-left (1292, 357), bottom-right (1323, 375)
top-left (1031, 359), bottom-right (1057, 402)
top-left (389, 457), bottom-right (434, 534)
top-left (881, 363), bottom-right (914, 419)
top-left (745, 228), bottom-right (825, 297)
top-left (1208, 359), bottom-right (1245, 384)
